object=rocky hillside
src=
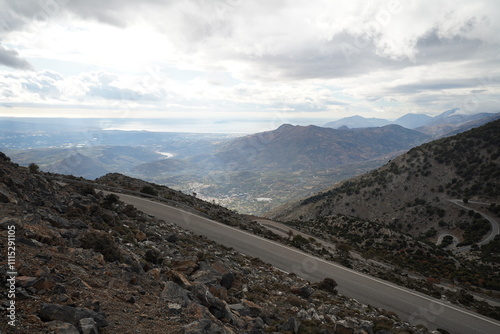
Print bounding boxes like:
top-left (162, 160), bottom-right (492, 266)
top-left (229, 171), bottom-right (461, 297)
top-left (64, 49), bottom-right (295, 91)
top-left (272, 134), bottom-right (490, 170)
top-left (203, 124), bottom-right (430, 172)
top-left (268, 119), bottom-right (500, 239)
top-left (0, 152), bottom-right (439, 334)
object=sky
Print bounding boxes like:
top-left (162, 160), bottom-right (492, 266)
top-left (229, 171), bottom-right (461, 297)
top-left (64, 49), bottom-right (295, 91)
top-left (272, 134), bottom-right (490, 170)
top-left (0, 0), bottom-right (499, 133)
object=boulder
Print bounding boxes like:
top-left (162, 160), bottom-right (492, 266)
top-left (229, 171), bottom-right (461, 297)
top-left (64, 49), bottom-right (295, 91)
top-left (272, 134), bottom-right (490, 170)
top-left (280, 317), bottom-right (301, 334)
top-left (220, 272), bottom-right (235, 289)
top-left (184, 319), bottom-right (235, 334)
top-left (46, 320), bottom-right (80, 334)
top-left (192, 284), bottom-right (234, 322)
top-left (171, 259), bottom-right (198, 275)
top-left (79, 317), bottom-right (99, 334)
top-left (291, 284), bottom-right (315, 298)
top-left (38, 303), bottom-right (108, 328)
top-left (0, 188), bottom-right (13, 203)
top-left (160, 281), bottom-right (191, 307)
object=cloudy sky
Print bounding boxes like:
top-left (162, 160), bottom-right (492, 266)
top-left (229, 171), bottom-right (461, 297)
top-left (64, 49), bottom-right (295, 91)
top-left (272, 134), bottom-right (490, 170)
top-left (0, 0), bottom-right (499, 132)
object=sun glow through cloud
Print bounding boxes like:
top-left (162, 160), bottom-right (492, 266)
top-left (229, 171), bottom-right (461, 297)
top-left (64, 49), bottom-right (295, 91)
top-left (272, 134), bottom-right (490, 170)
top-left (0, 0), bottom-right (499, 132)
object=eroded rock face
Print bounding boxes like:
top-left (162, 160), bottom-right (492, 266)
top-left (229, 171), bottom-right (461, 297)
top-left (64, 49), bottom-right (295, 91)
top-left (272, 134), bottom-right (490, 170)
top-left (0, 153), bottom-right (435, 334)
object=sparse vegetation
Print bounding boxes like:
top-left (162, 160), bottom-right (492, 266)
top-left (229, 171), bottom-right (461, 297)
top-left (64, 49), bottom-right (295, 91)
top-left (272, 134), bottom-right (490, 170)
top-left (28, 162), bottom-right (40, 173)
top-left (140, 185), bottom-right (158, 196)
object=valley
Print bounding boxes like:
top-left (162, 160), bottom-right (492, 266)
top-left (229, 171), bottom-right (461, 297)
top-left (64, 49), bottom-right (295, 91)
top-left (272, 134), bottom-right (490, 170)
top-left (2, 111), bottom-right (497, 217)
top-left (1, 114), bottom-right (500, 333)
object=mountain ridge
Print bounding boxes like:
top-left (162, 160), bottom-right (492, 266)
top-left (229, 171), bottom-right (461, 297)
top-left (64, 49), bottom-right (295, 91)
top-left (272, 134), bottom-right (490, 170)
top-left (324, 109), bottom-right (498, 132)
top-left (205, 123), bottom-right (430, 172)
top-left (267, 118), bottom-right (500, 239)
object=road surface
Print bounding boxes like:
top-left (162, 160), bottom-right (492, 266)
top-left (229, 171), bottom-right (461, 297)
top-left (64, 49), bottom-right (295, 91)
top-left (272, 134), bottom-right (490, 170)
top-left (448, 199), bottom-right (500, 252)
top-left (114, 192), bottom-right (500, 334)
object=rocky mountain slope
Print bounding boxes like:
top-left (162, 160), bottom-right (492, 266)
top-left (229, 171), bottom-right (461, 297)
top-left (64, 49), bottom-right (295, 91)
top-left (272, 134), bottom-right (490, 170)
top-left (0, 152), bottom-right (440, 334)
top-left (204, 124), bottom-right (430, 172)
top-left (267, 119), bottom-right (500, 240)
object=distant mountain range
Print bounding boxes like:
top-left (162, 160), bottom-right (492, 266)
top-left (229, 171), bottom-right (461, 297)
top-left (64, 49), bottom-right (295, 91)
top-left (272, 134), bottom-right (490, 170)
top-left (268, 118), bottom-right (500, 237)
top-left (2, 110), bottom-right (497, 214)
top-left (324, 108), bottom-right (498, 136)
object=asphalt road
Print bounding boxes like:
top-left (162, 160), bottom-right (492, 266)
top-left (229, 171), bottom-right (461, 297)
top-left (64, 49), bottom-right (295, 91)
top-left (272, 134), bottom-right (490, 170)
top-left (114, 192), bottom-right (500, 334)
top-left (451, 199), bottom-right (500, 245)
top-left (448, 199), bottom-right (500, 252)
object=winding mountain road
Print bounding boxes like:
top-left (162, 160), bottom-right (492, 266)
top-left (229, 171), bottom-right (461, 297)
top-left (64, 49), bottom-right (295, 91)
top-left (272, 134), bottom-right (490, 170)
top-left (113, 192), bottom-right (500, 334)
top-left (447, 199), bottom-right (500, 252)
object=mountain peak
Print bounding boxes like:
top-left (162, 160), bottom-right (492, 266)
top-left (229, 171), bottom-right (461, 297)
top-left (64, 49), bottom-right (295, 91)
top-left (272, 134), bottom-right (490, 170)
top-left (277, 123), bottom-right (296, 130)
top-left (324, 115), bottom-right (391, 129)
top-left (436, 108), bottom-right (462, 119)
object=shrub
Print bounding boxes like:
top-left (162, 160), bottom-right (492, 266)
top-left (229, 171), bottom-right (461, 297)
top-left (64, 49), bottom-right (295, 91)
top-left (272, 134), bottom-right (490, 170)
top-left (101, 194), bottom-right (120, 209)
top-left (140, 185), bottom-right (158, 196)
top-left (291, 234), bottom-right (310, 248)
top-left (28, 163), bottom-right (40, 173)
top-left (315, 277), bottom-right (338, 294)
top-left (79, 231), bottom-right (122, 262)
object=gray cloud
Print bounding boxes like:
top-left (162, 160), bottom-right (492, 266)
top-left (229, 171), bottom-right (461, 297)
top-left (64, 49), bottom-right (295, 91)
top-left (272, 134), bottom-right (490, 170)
top-left (1, 0), bottom-right (499, 119)
top-left (0, 45), bottom-right (33, 70)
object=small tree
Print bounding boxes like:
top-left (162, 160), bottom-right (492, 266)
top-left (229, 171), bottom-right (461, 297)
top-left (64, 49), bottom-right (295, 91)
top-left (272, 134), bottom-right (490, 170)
top-left (140, 185), bottom-right (158, 197)
top-left (337, 243), bottom-right (351, 258)
top-left (316, 277), bottom-right (338, 294)
top-left (28, 163), bottom-right (40, 173)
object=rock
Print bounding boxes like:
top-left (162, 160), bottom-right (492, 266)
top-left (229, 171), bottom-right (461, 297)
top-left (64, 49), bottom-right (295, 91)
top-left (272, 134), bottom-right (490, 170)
top-left (241, 299), bottom-right (262, 317)
top-left (0, 218), bottom-right (22, 230)
top-left (46, 214), bottom-right (87, 229)
top-left (136, 230), bottom-right (147, 242)
top-left (291, 284), bottom-right (315, 298)
top-left (167, 303), bottom-right (183, 314)
top-left (335, 324), bottom-right (355, 334)
top-left (192, 283), bottom-right (219, 307)
top-left (15, 276), bottom-right (38, 288)
top-left (229, 301), bottom-right (262, 318)
top-left (38, 303), bottom-right (109, 328)
top-left (46, 320), bottom-right (80, 334)
top-left (33, 276), bottom-right (57, 292)
top-left (374, 330), bottom-right (392, 334)
top-left (160, 281), bottom-right (191, 307)
top-left (209, 285), bottom-right (228, 301)
top-left (184, 319), bottom-right (235, 334)
top-left (17, 237), bottom-right (39, 247)
top-left (79, 317), bottom-right (99, 334)
top-left (190, 270), bottom-right (219, 285)
top-left (220, 272), bottom-right (235, 289)
top-left (0, 188), bottom-right (13, 203)
top-left (280, 317), bottom-right (301, 334)
top-left (171, 259), bottom-right (198, 275)
top-left (249, 317), bottom-right (265, 331)
top-left (169, 270), bottom-right (192, 288)
top-left (147, 268), bottom-right (161, 280)
top-left (71, 278), bottom-right (93, 290)
top-left (166, 233), bottom-right (178, 243)
top-left (210, 261), bottom-right (230, 275)
top-left (16, 287), bottom-right (32, 299)
top-left (192, 284), bottom-right (234, 322)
